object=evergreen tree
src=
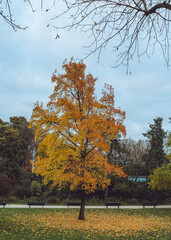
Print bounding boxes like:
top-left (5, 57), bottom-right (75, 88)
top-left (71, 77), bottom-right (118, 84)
top-left (143, 117), bottom-right (167, 175)
top-left (0, 117), bottom-right (35, 196)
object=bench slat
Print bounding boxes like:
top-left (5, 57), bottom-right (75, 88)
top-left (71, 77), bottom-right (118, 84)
top-left (0, 201), bottom-right (7, 208)
top-left (105, 202), bottom-right (122, 208)
top-left (28, 201), bottom-right (45, 208)
top-left (142, 202), bottom-right (157, 208)
top-left (67, 202), bottom-right (81, 208)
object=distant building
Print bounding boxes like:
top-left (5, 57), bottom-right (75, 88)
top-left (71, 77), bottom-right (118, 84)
top-left (128, 176), bottom-right (148, 182)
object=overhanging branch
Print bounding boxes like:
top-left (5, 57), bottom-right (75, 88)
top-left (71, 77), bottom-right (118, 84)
top-left (145, 2), bottom-right (171, 15)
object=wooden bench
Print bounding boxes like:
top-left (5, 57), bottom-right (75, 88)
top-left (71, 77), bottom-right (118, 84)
top-left (142, 202), bottom-right (157, 208)
top-left (67, 202), bottom-right (81, 208)
top-left (0, 201), bottom-right (7, 208)
top-left (28, 201), bottom-right (45, 208)
top-left (105, 202), bottom-right (122, 209)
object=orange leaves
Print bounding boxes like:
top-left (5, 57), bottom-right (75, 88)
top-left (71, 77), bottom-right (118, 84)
top-left (30, 59), bottom-right (126, 194)
top-left (111, 165), bottom-right (127, 178)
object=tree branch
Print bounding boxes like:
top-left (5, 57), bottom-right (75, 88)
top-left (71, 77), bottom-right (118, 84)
top-left (145, 3), bottom-right (171, 15)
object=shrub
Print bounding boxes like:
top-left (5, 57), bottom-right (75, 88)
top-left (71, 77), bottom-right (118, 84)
top-left (14, 185), bottom-right (31, 199)
top-left (107, 196), bottom-right (121, 202)
top-left (86, 196), bottom-right (104, 205)
top-left (47, 196), bottom-right (61, 204)
top-left (30, 181), bottom-right (42, 197)
top-left (126, 198), bottom-right (140, 205)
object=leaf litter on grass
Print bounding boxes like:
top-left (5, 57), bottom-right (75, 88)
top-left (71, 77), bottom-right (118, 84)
top-left (1, 209), bottom-right (171, 239)
top-left (10, 210), bottom-right (171, 237)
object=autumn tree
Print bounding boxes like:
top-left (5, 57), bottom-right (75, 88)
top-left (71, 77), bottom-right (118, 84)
top-left (30, 59), bottom-right (126, 220)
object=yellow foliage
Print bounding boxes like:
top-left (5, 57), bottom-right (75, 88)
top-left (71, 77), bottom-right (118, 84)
top-left (30, 60), bottom-right (126, 194)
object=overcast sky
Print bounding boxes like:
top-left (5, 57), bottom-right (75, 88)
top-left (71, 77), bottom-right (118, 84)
top-left (0, 1), bottom-right (170, 140)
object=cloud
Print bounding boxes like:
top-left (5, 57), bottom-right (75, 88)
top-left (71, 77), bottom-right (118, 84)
top-left (0, 2), bottom-right (170, 140)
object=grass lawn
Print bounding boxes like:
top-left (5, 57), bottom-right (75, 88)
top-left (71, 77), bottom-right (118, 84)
top-left (0, 208), bottom-right (170, 240)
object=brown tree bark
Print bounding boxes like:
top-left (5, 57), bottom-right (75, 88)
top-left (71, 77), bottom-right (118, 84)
top-left (78, 190), bottom-right (86, 220)
top-left (104, 186), bottom-right (109, 203)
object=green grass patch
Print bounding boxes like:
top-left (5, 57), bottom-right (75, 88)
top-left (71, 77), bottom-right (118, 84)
top-left (0, 208), bottom-right (170, 240)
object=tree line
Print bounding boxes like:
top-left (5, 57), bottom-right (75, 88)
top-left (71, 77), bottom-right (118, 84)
top-left (0, 116), bottom-right (170, 201)
top-left (0, 116), bottom-right (170, 210)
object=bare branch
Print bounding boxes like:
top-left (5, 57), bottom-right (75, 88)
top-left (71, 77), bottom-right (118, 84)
top-left (51, 0), bottom-right (171, 71)
top-left (145, 2), bottom-right (171, 15)
top-left (1, 0), bottom-right (170, 71)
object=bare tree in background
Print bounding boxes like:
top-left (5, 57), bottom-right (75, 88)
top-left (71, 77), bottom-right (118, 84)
top-left (122, 138), bottom-right (150, 179)
top-left (108, 138), bottom-right (150, 177)
top-left (52, 0), bottom-right (171, 72)
top-left (1, 0), bottom-right (171, 72)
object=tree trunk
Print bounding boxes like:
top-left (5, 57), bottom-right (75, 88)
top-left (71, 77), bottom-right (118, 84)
top-left (78, 191), bottom-right (85, 220)
top-left (104, 186), bottom-right (109, 203)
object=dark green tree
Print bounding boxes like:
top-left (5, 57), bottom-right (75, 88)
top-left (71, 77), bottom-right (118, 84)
top-left (0, 117), bottom-right (35, 197)
top-left (167, 118), bottom-right (171, 161)
top-left (0, 172), bottom-right (12, 197)
top-left (143, 117), bottom-right (167, 175)
top-left (147, 118), bottom-right (171, 191)
top-left (107, 138), bottom-right (130, 166)
top-left (104, 137), bottom-right (129, 201)
top-left (9, 116), bottom-right (35, 169)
